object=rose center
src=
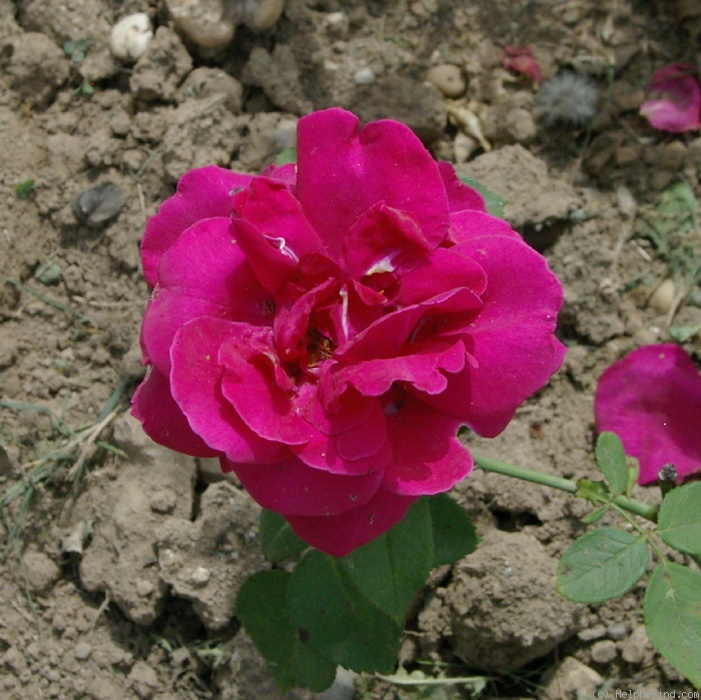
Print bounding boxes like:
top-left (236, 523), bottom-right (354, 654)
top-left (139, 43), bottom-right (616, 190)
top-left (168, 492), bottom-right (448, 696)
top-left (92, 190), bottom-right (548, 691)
top-left (305, 327), bottom-right (336, 368)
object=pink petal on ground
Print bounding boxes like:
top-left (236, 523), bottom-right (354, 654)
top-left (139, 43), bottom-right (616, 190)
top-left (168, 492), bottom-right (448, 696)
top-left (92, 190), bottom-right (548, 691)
top-left (228, 456), bottom-right (384, 517)
top-left (437, 161), bottom-right (486, 213)
top-left (141, 165), bottom-right (252, 288)
top-left (640, 63), bottom-right (701, 133)
top-left (218, 334), bottom-right (313, 446)
top-left (285, 487), bottom-right (417, 557)
top-left (594, 344), bottom-right (701, 484)
top-left (383, 397), bottom-right (473, 496)
top-left (502, 45), bottom-right (541, 83)
top-left (131, 367), bottom-right (218, 458)
top-left (139, 217), bottom-right (272, 375)
top-left (296, 108), bottom-right (450, 257)
top-left (340, 202), bottom-right (431, 279)
top-left (417, 234), bottom-right (566, 436)
top-left (169, 317), bottom-right (289, 464)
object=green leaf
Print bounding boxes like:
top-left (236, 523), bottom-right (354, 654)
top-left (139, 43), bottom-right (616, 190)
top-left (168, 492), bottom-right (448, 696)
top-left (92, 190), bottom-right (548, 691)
top-left (595, 432), bottom-right (628, 495)
top-left (575, 478), bottom-right (611, 503)
top-left (557, 528), bottom-right (649, 603)
top-left (581, 504), bottom-right (609, 525)
top-left (340, 498), bottom-right (433, 624)
top-left (428, 493), bottom-right (479, 567)
top-left (288, 550), bottom-right (402, 673)
top-left (644, 563), bottom-right (701, 687)
top-left (275, 146), bottom-right (297, 166)
top-left (625, 456), bottom-right (640, 497)
top-left (236, 570), bottom-right (337, 692)
top-left (658, 482), bottom-right (701, 557)
top-left (458, 175), bottom-right (505, 218)
top-left (259, 509), bottom-right (306, 564)
top-left (14, 179), bottom-right (35, 199)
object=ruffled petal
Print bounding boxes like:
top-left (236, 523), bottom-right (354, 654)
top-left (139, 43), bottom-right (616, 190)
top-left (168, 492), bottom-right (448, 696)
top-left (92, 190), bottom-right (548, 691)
top-left (228, 456), bottom-right (384, 517)
top-left (169, 317), bottom-right (289, 464)
top-left (340, 202), bottom-right (431, 279)
top-left (218, 332), bottom-right (313, 446)
top-left (232, 176), bottom-right (324, 259)
top-left (285, 487), bottom-right (417, 557)
top-left (140, 217), bottom-right (272, 375)
top-left (448, 209), bottom-right (521, 244)
top-left (595, 344), bottom-right (701, 484)
top-left (296, 108), bottom-right (450, 257)
top-left (141, 165), bottom-right (251, 288)
top-left (383, 398), bottom-right (472, 496)
top-left (395, 247), bottom-right (487, 306)
top-left (334, 339), bottom-right (467, 397)
top-left (437, 161), bottom-right (486, 213)
top-left (417, 234), bottom-right (566, 436)
top-left (131, 367), bottom-right (218, 458)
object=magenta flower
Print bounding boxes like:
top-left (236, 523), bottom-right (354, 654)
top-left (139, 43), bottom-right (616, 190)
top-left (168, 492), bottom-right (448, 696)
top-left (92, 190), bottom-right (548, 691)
top-left (595, 344), bottom-right (701, 485)
top-left (131, 108), bottom-right (566, 556)
top-left (640, 63), bottom-right (701, 133)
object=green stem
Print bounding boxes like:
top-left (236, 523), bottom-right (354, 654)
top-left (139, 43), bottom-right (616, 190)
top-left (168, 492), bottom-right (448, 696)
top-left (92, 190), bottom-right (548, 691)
top-left (473, 453), bottom-right (658, 522)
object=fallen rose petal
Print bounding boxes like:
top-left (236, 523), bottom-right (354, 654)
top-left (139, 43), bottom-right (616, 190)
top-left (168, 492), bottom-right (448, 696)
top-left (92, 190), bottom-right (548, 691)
top-left (640, 63), bottom-right (701, 133)
top-left (594, 344), bottom-right (701, 484)
top-left (502, 45), bottom-right (541, 83)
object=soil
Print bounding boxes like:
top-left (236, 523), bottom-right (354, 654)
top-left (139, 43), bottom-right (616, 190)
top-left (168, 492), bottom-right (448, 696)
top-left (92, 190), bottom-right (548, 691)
top-left (1, 1), bottom-right (700, 699)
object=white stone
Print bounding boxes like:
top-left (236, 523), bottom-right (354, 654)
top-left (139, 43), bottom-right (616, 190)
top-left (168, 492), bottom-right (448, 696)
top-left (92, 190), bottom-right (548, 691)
top-left (353, 67), bottom-right (375, 85)
top-left (110, 13), bottom-right (153, 61)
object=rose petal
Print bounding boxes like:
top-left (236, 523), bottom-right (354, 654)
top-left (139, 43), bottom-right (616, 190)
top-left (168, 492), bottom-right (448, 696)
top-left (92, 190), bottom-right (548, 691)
top-left (640, 63), bottom-right (701, 133)
top-left (285, 487), bottom-right (417, 556)
top-left (383, 397), bottom-right (473, 496)
top-left (228, 456), bottom-right (384, 517)
top-left (218, 333), bottom-right (313, 446)
top-left (417, 234), bottom-right (566, 436)
top-left (141, 165), bottom-right (251, 287)
top-left (437, 161), bottom-right (486, 213)
top-left (131, 367), bottom-right (218, 458)
top-left (296, 108), bottom-right (450, 257)
top-left (340, 201), bottom-right (431, 279)
top-left (448, 209), bottom-right (521, 244)
top-left (232, 176), bottom-right (324, 259)
top-left (595, 344), bottom-right (701, 484)
top-left (139, 217), bottom-right (272, 375)
top-left (395, 247), bottom-right (487, 306)
top-left (335, 339), bottom-right (467, 397)
top-left (169, 317), bottom-right (289, 464)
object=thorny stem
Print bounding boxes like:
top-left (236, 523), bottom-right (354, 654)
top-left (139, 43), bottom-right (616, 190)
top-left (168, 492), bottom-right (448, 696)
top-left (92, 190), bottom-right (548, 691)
top-left (472, 453), bottom-right (658, 522)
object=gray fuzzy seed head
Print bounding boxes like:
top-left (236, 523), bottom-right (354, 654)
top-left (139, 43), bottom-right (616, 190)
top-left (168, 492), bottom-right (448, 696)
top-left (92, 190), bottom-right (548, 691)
top-left (535, 72), bottom-right (600, 126)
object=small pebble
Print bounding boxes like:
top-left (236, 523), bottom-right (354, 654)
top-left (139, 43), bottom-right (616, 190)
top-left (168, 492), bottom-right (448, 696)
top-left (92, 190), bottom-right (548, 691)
top-left (72, 182), bottom-right (124, 228)
top-left (590, 639), bottom-right (617, 664)
top-left (189, 566), bottom-right (211, 587)
top-left (578, 623), bottom-right (606, 641)
top-left (353, 67), bottom-right (375, 85)
top-left (648, 278), bottom-right (676, 313)
top-left (136, 579), bottom-right (155, 597)
top-left (166, 0), bottom-right (235, 49)
top-left (245, 0), bottom-right (286, 30)
top-left (607, 623), bottom-right (628, 640)
top-left (426, 64), bottom-right (465, 98)
top-left (74, 642), bottom-right (92, 661)
top-left (110, 13), bottom-right (153, 61)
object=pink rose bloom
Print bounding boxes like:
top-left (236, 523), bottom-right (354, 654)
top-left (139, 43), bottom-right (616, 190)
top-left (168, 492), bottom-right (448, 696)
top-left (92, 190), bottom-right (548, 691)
top-left (132, 108), bottom-right (565, 556)
top-left (640, 63), bottom-right (701, 133)
top-left (502, 45), bottom-right (541, 84)
top-left (595, 344), bottom-right (701, 485)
